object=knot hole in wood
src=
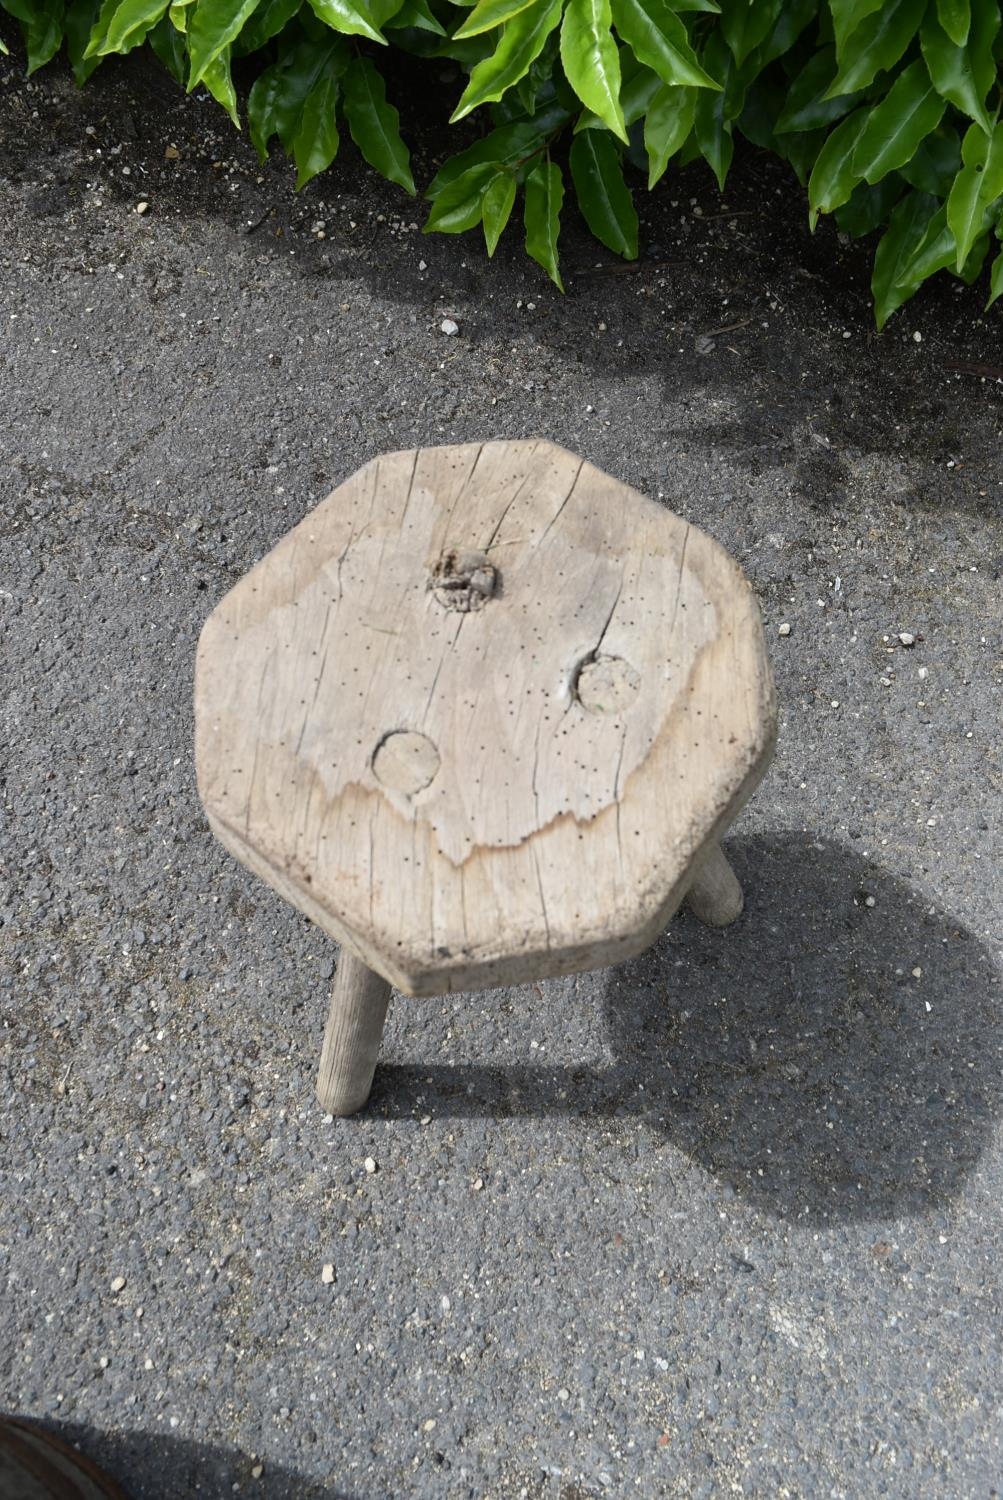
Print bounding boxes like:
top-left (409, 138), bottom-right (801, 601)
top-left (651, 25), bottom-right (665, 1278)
top-left (372, 731), bottom-right (441, 796)
top-left (574, 653), bottom-right (641, 715)
top-left (428, 549), bottom-right (497, 612)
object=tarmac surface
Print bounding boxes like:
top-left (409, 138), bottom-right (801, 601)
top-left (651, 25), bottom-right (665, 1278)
top-left (2, 48), bottom-right (1002, 1500)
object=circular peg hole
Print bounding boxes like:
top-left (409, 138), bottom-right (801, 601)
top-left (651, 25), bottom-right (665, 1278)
top-left (574, 654), bottom-right (640, 714)
top-left (372, 731), bottom-right (440, 795)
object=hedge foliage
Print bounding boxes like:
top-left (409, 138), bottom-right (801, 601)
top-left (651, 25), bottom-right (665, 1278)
top-left (3, 0), bottom-right (1002, 320)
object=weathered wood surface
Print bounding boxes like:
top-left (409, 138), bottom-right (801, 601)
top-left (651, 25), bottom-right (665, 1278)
top-left (196, 440), bottom-right (775, 995)
top-left (317, 950), bottom-right (392, 1115)
top-left (684, 841), bottom-right (745, 927)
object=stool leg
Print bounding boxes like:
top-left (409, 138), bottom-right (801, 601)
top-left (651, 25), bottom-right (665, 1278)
top-left (317, 950), bottom-right (392, 1116)
top-left (685, 842), bottom-right (743, 927)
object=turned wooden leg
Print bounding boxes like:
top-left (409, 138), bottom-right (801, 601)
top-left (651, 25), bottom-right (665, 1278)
top-left (316, 950), bottom-right (392, 1116)
top-left (684, 842), bottom-right (744, 927)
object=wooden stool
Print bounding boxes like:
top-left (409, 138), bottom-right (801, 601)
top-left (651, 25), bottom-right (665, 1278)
top-left (195, 441), bottom-right (776, 1115)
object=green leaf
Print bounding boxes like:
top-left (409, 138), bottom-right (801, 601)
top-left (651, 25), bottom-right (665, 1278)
top-left (752, 0), bottom-right (816, 71)
top-left (232, 0), bottom-right (301, 52)
top-left (575, 48), bottom-right (659, 130)
top-left (947, 121), bottom-right (1003, 269)
top-left (610, 0), bottom-right (720, 90)
top-left (644, 82), bottom-right (697, 186)
top-left (65, 0), bottom-right (104, 81)
top-left (775, 48), bottom-right (864, 134)
top-left (147, 8), bottom-right (186, 76)
top-left (388, 0), bottom-right (445, 31)
top-left (202, 44), bottom-right (240, 126)
top-left (523, 157), bottom-right (563, 284)
top-left (187, 0), bottom-right (263, 86)
top-left (451, 0), bottom-right (562, 120)
top-left (717, 0), bottom-right (780, 67)
top-left (294, 66), bottom-right (341, 186)
top-left (425, 162), bottom-right (498, 231)
top-left (898, 125), bottom-right (961, 194)
top-left (871, 189), bottom-right (938, 326)
top-left (828, 0), bottom-right (882, 57)
top-left (936, 0), bottom-right (970, 46)
top-left (780, 124), bottom-right (827, 186)
top-left (904, 204), bottom-right (959, 282)
top-left (921, 10), bottom-right (992, 134)
top-left (833, 175), bottom-right (904, 237)
top-left (4, 0), bottom-right (66, 72)
top-left (341, 54), bottom-right (415, 192)
top-left (453, 0), bottom-right (533, 39)
top-left (307, 0), bottom-right (388, 42)
top-left (807, 104), bottom-right (869, 222)
top-left (560, 0), bottom-right (626, 141)
top-left (671, 0), bottom-right (719, 9)
top-left (89, 0), bottom-right (169, 53)
top-left (248, 36), bottom-right (345, 157)
top-left (851, 60), bottom-right (946, 185)
top-left (692, 32), bottom-right (733, 188)
top-left (825, 0), bottom-right (925, 97)
top-left (427, 103), bottom-right (569, 193)
top-left (569, 128), bottom-right (637, 258)
top-left (987, 244), bottom-right (1003, 307)
top-left (482, 171), bottom-right (517, 253)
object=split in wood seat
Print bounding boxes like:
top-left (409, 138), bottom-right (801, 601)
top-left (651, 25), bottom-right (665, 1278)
top-left (194, 440), bottom-right (776, 1115)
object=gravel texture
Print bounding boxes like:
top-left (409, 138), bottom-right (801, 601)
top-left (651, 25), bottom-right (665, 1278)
top-left (2, 47), bottom-right (1003, 1500)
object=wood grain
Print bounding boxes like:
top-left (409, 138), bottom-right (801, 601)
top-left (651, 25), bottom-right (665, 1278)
top-left (196, 440), bottom-right (775, 994)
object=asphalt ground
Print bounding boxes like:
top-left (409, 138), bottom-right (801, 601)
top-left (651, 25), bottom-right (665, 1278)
top-left (2, 48), bottom-right (1002, 1500)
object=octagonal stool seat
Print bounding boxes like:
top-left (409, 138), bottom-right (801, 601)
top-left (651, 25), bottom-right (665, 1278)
top-left (195, 440), bottom-right (776, 1116)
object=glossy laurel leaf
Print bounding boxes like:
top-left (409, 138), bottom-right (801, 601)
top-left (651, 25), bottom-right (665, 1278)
top-left (610, 0), bottom-right (720, 91)
top-left (569, 128), bottom-right (637, 257)
top-left (342, 54), bottom-right (416, 193)
top-left (482, 171), bottom-right (517, 254)
top-left (560, 0), bottom-right (627, 141)
top-left (451, 0), bottom-right (562, 121)
top-left (523, 158), bottom-right (564, 285)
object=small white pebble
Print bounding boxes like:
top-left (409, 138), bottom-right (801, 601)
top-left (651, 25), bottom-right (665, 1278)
top-left (917, 666), bottom-right (928, 679)
top-left (472, 1177), bottom-right (484, 1191)
top-left (558, 1387), bottom-right (570, 1401)
top-left (99, 1356), bottom-right (109, 1369)
top-left (865, 896), bottom-right (876, 908)
top-left (830, 700), bottom-right (840, 709)
top-left (441, 1295), bottom-right (450, 1311)
top-left (912, 967), bottom-right (923, 979)
top-left (440, 318), bottom-right (459, 336)
top-left (422, 1419), bottom-right (437, 1432)
top-left (913, 330), bottom-right (922, 343)
top-left (321, 1264), bottom-right (335, 1284)
top-left (598, 321), bottom-right (607, 332)
top-left (418, 259), bottom-right (427, 271)
top-left (898, 631), bottom-right (916, 646)
top-left (364, 1156), bottom-right (377, 1174)
top-left (135, 201), bottom-right (149, 215)
top-left (144, 1358), bottom-right (154, 1370)
top-left (925, 1001), bottom-right (932, 1012)
top-left (251, 1464), bottom-right (264, 1479)
top-left (778, 622), bottom-right (791, 637)
top-left (110, 1276), bottom-right (127, 1293)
